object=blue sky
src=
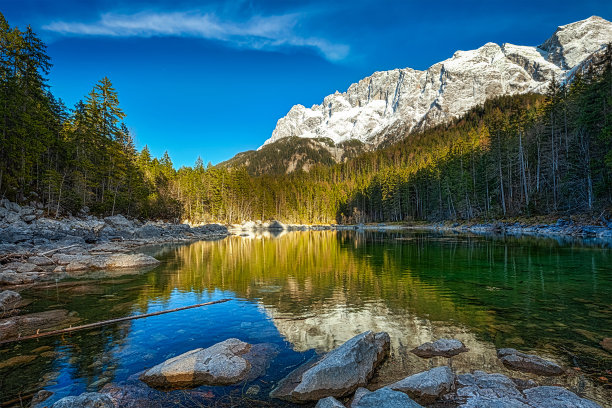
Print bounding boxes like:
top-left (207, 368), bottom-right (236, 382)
top-left (1, 0), bottom-right (611, 167)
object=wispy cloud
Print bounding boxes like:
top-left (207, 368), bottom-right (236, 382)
top-left (42, 11), bottom-right (349, 61)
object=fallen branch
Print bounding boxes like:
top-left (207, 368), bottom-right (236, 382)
top-left (0, 298), bottom-right (231, 345)
top-left (39, 244), bottom-right (80, 257)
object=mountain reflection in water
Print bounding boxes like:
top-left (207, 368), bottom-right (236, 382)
top-left (1, 230), bottom-right (610, 407)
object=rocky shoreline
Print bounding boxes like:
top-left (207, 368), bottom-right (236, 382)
top-left (0, 199), bottom-right (229, 287)
top-left (41, 332), bottom-right (603, 408)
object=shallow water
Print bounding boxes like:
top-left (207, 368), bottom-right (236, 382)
top-left (0, 230), bottom-right (611, 407)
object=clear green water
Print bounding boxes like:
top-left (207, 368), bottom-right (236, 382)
top-left (0, 230), bottom-right (611, 407)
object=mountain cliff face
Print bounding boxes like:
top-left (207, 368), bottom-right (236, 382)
top-left (261, 16), bottom-right (612, 150)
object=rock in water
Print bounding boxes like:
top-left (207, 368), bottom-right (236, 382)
top-left (270, 331), bottom-right (390, 402)
top-left (140, 339), bottom-right (277, 389)
top-left (351, 387), bottom-right (422, 408)
top-left (601, 338), bottom-right (612, 352)
top-left (411, 338), bottom-right (468, 358)
top-left (0, 290), bottom-right (21, 311)
top-left (496, 348), bottom-right (564, 376)
top-left (389, 366), bottom-right (454, 404)
top-left (316, 396), bottom-right (346, 408)
top-left (52, 392), bottom-right (114, 408)
top-left (524, 386), bottom-right (602, 408)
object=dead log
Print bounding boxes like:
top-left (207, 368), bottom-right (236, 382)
top-left (0, 298), bottom-right (231, 345)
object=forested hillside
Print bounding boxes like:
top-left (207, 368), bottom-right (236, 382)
top-left (1, 13), bottom-right (611, 224)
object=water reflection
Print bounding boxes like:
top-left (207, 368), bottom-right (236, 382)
top-left (1, 231), bottom-right (610, 406)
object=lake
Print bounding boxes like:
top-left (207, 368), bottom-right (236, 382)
top-left (1, 230), bottom-right (611, 407)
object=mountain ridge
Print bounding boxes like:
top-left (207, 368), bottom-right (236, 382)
top-left (260, 16), bottom-right (612, 150)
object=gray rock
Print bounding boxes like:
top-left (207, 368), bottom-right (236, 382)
top-left (134, 225), bottom-right (164, 239)
top-left (22, 214), bottom-right (37, 223)
top-left (52, 392), bottom-right (114, 408)
top-left (0, 290), bottom-right (22, 311)
top-left (350, 388), bottom-right (371, 407)
top-left (389, 366), bottom-right (454, 404)
top-left (0, 271), bottom-right (40, 285)
top-left (316, 396), bottom-right (346, 408)
top-left (411, 338), bottom-right (468, 358)
top-left (497, 348), bottom-right (564, 376)
top-left (88, 253), bottom-right (160, 269)
top-left (28, 256), bottom-right (55, 266)
top-left (270, 331), bottom-right (390, 402)
top-left (456, 371), bottom-right (528, 407)
top-left (11, 262), bottom-right (41, 273)
top-left (524, 386), bottom-right (601, 408)
top-left (141, 338), bottom-right (258, 389)
top-left (352, 387), bottom-right (422, 408)
top-left (104, 215), bottom-right (134, 230)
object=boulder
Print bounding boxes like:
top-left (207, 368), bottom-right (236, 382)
top-left (89, 253), bottom-right (160, 269)
top-left (523, 386), bottom-right (602, 408)
top-left (0, 290), bottom-right (22, 311)
top-left (316, 396), bottom-right (346, 408)
top-left (351, 387), bottom-right (422, 408)
top-left (52, 392), bottom-right (114, 408)
top-left (0, 270), bottom-right (40, 285)
top-left (104, 215), bottom-right (134, 230)
top-left (456, 370), bottom-right (528, 407)
top-left (270, 331), bottom-right (390, 402)
top-left (389, 366), bottom-right (454, 404)
top-left (140, 339), bottom-right (276, 389)
top-left (268, 220), bottom-right (286, 230)
top-left (411, 338), bottom-right (468, 358)
top-left (28, 256), bottom-right (55, 266)
top-left (496, 348), bottom-right (564, 376)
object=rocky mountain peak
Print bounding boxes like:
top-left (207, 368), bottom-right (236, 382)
top-left (260, 17), bottom-right (612, 151)
top-left (539, 16), bottom-right (612, 69)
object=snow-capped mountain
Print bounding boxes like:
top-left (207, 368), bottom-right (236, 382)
top-left (260, 16), bottom-right (612, 149)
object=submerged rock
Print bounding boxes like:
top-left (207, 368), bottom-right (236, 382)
top-left (411, 338), bottom-right (468, 358)
top-left (270, 331), bottom-right (390, 402)
top-left (140, 339), bottom-right (276, 389)
top-left (351, 387), bottom-right (422, 408)
top-left (0, 309), bottom-right (76, 341)
top-left (601, 338), bottom-right (612, 352)
top-left (389, 366), bottom-right (454, 404)
top-left (52, 392), bottom-right (114, 408)
top-left (497, 348), bottom-right (564, 376)
top-left (0, 289), bottom-right (21, 311)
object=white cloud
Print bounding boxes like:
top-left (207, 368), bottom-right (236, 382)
top-left (43, 11), bottom-right (349, 61)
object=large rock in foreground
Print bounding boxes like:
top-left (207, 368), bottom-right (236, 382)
top-left (454, 370), bottom-right (602, 408)
top-left (389, 366), bottom-right (454, 404)
top-left (52, 392), bottom-right (114, 408)
top-left (351, 387), bottom-right (422, 408)
top-left (270, 331), bottom-right (390, 402)
top-left (410, 338), bottom-right (468, 358)
top-left (497, 348), bottom-right (564, 376)
top-left (524, 386), bottom-right (602, 408)
top-left (141, 339), bottom-right (277, 389)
